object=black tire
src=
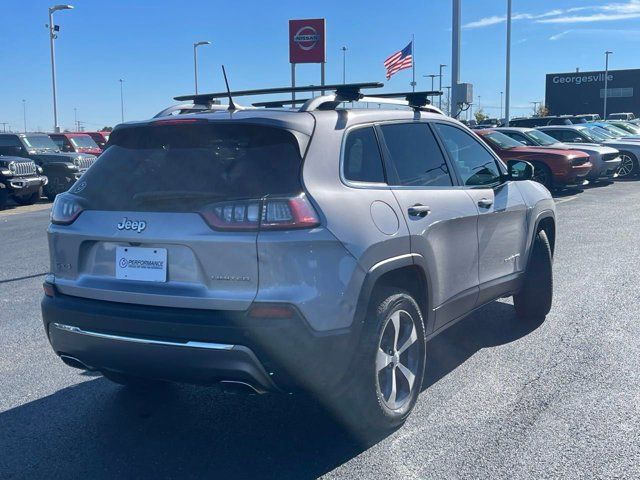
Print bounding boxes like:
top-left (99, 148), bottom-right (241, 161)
top-left (43, 176), bottom-right (70, 201)
top-left (0, 189), bottom-right (8, 210)
top-left (335, 289), bottom-right (426, 439)
top-left (617, 151), bottom-right (639, 178)
top-left (102, 370), bottom-right (167, 390)
top-left (531, 162), bottom-right (553, 189)
top-left (12, 190), bottom-right (41, 206)
top-left (514, 229), bottom-right (553, 321)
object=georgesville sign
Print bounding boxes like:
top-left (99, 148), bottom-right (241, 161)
top-left (289, 19), bottom-right (326, 64)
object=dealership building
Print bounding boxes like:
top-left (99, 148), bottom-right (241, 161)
top-left (545, 68), bottom-right (640, 117)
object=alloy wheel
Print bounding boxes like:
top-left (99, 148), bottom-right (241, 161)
top-left (617, 154), bottom-right (636, 177)
top-left (376, 309), bottom-right (420, 410)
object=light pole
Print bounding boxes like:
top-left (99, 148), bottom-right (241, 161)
top-left (445, 86), bottom-right (452, 116)
top-left (604, 51), bottom-right (613, 119)
top-left (74, 107), bottom-right (77, 131)
top-left (48, 4), bottom-right (74, 133)
top-left (341, 46), bottom-right (348, 84)
top-left (119, 79), bottom-right (124, 123)
top-left (505, 0), bottom-right (512, 124)
top-left (22, 100), bottom-right (27, 133)
top-left (500, 91), bottom-right (504, 120)
top-left (438, 64), bottom-right (446, 109)
top-left (193, 41), bottom-right (211, 95)
top-left (424, 74), bottom-right (437, 104)
top-left (478, 95), bottom-right (481, 111)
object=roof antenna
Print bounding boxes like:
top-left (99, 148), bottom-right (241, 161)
top-left (221, 65), bottom-right (237, 111)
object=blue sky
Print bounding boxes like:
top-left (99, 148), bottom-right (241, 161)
top-left (2, 0), bottom-right (640, 130)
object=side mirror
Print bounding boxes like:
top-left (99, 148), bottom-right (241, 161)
top-left (507, 160), bottom-right (534, 181)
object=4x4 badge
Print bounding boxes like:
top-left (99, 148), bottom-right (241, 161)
top-left (117, 217), bottom-right (147, 233)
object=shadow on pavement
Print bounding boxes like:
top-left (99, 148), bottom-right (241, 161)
top-left (0, 301), bottom-right (544, 480)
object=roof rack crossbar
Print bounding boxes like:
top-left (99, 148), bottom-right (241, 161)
top-left (364, 91), bottom-right (442, 108)
top-left (175, 82), bottom-right (383, 105)
top-left (252, 99), bottom-right (311, 108)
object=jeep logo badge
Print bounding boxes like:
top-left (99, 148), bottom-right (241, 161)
top-left (117, 217), bottom-right (147, 233)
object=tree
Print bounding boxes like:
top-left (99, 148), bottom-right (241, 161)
top-left (536, 104), bottom-right (550, 117)
top-left (101, 126), bottom-right (113, 132)
top-left (474, 108), bottom-right (489, 124)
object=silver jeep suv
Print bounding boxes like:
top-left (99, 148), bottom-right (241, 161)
top-left (42, 84), bottom-right (555, 435)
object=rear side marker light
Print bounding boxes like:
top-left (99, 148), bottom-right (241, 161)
top-left (43, 282), bottom-right (57, 297)
top-left (248, 304), bottom-right (296, 319)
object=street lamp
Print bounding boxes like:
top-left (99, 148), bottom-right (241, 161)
top-left (48, 4), bottom-right (74, 133)
top-left (424, 74), bottom-right (437, 104)
top-left (22, 100), bottom-right (27, 133)
top-left (530, 101), bottom-right (540, 115)
top-left (445, 86), bottom-right (452, 116)
top-left (119, 79), bottom-right (124, 123)
top-left (500, 91), bottom-right (504, 120)
top-left (604, 51), bottom-right (613, 119)
top-left (341, 46), bottom-right (348, 84)
top-left (193, 41), bottom-right (211, 95)
top-left (505, 0), bottom-right (512, 123)
top-left (478, 95), bottom-right (481, 111)
top-left (438, 64), bottom-right (447, 109)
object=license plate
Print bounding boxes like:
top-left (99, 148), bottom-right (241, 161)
top-left (116, 246), bottom-right (167, 282)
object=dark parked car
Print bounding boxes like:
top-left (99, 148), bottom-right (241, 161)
top-left (49, 133), bottom-right (103, 157)
top-left (509, 115), bottom-right (586, 128)
top-left (475, 129), bottom-right (592, 189)
top-left (0, 133), bottom-right (96, 201)
top-left (0, 155), bottom-right (48, 208)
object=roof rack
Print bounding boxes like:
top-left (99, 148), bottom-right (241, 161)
top-left (252, 99), bottom-right (310, 108)
top-left (174, 82), bottom-right (383, 106)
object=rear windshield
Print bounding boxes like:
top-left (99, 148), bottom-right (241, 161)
top-left (74, 123), bottom-right (304, 212)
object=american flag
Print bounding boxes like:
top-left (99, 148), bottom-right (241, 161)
top-left (384, 42), bottom-right (413, 80)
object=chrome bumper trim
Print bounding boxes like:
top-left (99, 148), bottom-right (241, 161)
top-left (51, 323), bottom-right (235, 350)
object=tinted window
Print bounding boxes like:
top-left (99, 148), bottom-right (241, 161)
top-left (75, 123), bottom-right (304, 212)
top-left (434, 123), bottom-right (502, 186)
top-left (50, 137), bottom-right (65, 149)
top-left (343, 127), bottom-right (385, 183)
top-left (503, 132), bottom-right (533, 146)
top-left (379, 123), bottom-right (452, 187)
top-left (0, 135), bottom-right (21, 147)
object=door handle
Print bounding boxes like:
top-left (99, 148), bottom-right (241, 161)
top-left (477, 198), bottom-right (493, 208)
top-left (408, 204), bottom-right (431, 217)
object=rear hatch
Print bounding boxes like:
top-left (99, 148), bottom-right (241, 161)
top-left (48, 118), bottom-right (315, 310)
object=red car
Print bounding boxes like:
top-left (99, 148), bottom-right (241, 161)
top-left (475, 129), bottom-right (592, 189)
top-left (48, 133), bottom-right (103, 157)
top-left (84, 131), bottom-right (110, 151)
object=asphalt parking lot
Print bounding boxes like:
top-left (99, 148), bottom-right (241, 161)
top-left (1, 180), bottom-right (639, 480)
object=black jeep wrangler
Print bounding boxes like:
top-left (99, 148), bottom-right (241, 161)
top-left (0, 133), bottom-right (96, 201)
top-left (0, 156), bottom-right (48, 209)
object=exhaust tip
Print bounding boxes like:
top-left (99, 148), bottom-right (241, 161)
top-left (59, 354), bottom-right (92, 371)
top-left (220, 380), bottom-right (265, 395)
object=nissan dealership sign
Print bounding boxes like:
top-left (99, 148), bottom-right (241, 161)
top-left (289, 19), bottom-right (326, 64)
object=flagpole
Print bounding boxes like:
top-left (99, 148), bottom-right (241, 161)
top-left (411, 34), bottom-right (416, 92)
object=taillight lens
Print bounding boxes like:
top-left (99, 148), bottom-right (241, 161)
top-left (200, 193), bottom-right (320, 231)
top-left (51, 194), bottom-right (84, 225)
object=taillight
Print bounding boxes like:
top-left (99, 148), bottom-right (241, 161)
top-left (51, 194), bottom-right (84, 225)
top-left (200, 193), bottom-right (320, 231)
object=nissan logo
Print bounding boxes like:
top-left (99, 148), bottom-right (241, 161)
top-left (294, 26), bottom-right (319, 51)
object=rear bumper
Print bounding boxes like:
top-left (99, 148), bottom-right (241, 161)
top-left (41, 292), bottom-right (358, 393)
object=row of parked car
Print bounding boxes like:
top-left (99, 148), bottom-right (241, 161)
top-left (0, 131), bottom-right (109, 209)
top-left (466, 116), bottom-right (640, 189)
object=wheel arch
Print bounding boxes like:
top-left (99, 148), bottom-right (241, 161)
top-left (530, 211), bottom-right (556, 261)
top-left (354, 255), bottom-right (433, 333)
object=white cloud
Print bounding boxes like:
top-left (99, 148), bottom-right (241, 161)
top-left (549, 30), bottom-right (572, 41)
top-left (549, 28), bottom-right (640, 40)
top-left (464, 1), bottom-right (640, 29)
top-left (538, 12), bottom-right (640, 24)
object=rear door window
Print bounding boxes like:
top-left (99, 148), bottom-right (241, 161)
top-left (343, 126), bottom-right (385, 183)
top-left (74, 122), bottom-right (305, 212)
top-left (379, 123), bottom-right (453, 187)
